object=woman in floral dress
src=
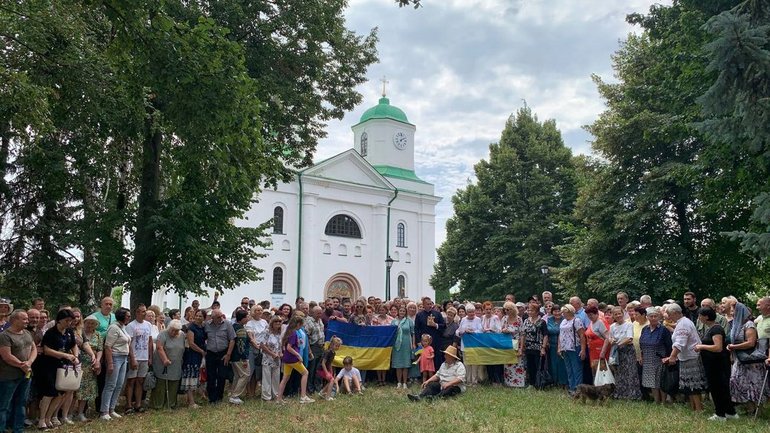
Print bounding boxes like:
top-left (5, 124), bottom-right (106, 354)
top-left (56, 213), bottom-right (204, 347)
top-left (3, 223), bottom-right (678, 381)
top-left (727, 303), bottom-right (766, 412)
top-left (75, 315), bottom-right (102, 421)
top-left (181, 310), bottom-right (206, 408)
top-left (501, 301), bottom-right (526, 387)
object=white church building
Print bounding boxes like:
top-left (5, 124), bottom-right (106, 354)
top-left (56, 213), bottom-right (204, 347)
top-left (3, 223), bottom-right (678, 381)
top-left (137, 95), bottom-right (441, 312)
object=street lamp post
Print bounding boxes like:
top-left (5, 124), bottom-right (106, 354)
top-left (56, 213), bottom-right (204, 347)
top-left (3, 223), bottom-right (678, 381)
top-left (540, 265), bottom-right (549, 294)
top-left (385, 255), bottom-right (395, 301)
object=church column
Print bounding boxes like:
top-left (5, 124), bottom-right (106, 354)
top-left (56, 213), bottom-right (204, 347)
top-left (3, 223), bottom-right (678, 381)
top-left (299, 193), bottom-right (318, 300)
top-left (418, 202), bottom-right (436, 300)
top-left (372, 202), bottom-right (389, 300)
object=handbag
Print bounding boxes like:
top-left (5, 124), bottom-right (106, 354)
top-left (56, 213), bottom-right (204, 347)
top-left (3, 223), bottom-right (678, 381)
top-left (594, 360), bottom-right (615, 386)
top-left (735, 337), bottom-right (769, 365)
top-left (659, 364), bottom-right (679, 396)
top-left (535, 354), bottom-right (553, 389)
top-left (144, 369), bottom-right (157, 391)
top-left (55, 365), bottom-right (82, 392)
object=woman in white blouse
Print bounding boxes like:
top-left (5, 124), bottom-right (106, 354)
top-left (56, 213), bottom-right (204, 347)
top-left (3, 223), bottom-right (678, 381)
top-left (456, 304), bottom-right (483, 384)
top-left (601, 306), bottom-right (640, 399)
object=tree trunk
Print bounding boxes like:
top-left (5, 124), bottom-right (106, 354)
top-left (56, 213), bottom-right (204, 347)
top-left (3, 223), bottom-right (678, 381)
top-left (130, 109), bottom-right (162, 310)
top-left (0, 121), bottom-right (11, 237)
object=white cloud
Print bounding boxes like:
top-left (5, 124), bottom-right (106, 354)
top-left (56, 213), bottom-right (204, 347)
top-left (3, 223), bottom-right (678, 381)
top-left (318, 0), bottom-right (670, 250)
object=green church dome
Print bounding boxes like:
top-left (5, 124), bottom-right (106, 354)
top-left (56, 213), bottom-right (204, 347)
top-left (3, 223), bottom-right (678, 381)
top-left (359, 97), bottom-right (410, 124)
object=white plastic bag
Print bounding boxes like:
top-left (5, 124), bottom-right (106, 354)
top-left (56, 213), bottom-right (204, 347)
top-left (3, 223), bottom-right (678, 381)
top-left (594, 360), bottom-right (615, 386)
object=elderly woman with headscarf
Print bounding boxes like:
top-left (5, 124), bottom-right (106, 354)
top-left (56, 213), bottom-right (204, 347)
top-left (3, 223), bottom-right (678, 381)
top-left (639, 307), bottom-right (671, 403)
top-left (726, 302), bottom-right (765, 412)
top-left (663, 303), bottom-right (706, 412)
top-left (150, 319), bottom-right (186, 409)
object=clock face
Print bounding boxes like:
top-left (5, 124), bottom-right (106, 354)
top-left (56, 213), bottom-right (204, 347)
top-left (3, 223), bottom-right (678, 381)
top-left (393, 131), bottom-right (407, 150)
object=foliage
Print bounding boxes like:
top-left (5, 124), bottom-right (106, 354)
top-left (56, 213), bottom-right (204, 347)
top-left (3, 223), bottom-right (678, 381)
top-left (0, 0), bottom-right (379, 310)
top-left (698, 1), bottom-right (770, 258)
top-left (432, 108), bottom-right (577, 301)
top-left (557, 1), bottom-right (768, 304)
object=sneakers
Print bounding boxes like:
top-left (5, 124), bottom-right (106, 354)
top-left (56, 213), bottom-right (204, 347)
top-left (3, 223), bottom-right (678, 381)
top-left (299, 396), bottom-right (315, 404)
top-left (708, 414), bottom-right (726, 422)
top-left (229, 397), bottom-right (244, 405)
top-left (76, 414), bottom-right (88, 422)
top-left (62, 417), bottom-right (74, 425)
top-left (50, 418), bottom-right (61, 427)
top-left (407, 394), bottom-right (421, 402)
top-left (189, 403), bottom-right (200, 409)
top-left (725, 414), bottom-right (739, 420)
top-left (109, 411), bottom-right (122, 419)
top-left (99, 414), bottom-right (112, 421)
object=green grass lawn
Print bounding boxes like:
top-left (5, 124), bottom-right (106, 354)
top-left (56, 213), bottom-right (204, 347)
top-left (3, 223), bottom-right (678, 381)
top-left (58, 385), bottom-right (766, 433)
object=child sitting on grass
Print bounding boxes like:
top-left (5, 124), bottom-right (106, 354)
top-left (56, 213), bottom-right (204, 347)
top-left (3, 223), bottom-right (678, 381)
top-left (318, 336), bottom-right (341, 400)
top-left (335, 356), bottom-right (363, 395)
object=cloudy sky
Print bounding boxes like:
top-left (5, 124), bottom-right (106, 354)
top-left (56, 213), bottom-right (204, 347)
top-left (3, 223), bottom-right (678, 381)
top-left (315, 0), bottom-right (667, 247)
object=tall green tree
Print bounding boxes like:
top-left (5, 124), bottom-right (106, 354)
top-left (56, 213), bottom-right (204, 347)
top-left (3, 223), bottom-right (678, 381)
top-left (558, 1), bottom-right (766, 303)
top-left (0, 0), bottom-right (131, 308)
top-left (431, 108), bottom-right (577, 301)
top-left (698, 1), bottom-right (770, 261)
top-left (0, 0), bottom-right (379, 310)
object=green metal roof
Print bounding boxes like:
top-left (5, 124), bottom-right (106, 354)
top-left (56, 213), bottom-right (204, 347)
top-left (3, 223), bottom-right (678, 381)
top-left (373, 165), bottom-right (431, 185)
top-left (359, 97), bottom-right (410, 124)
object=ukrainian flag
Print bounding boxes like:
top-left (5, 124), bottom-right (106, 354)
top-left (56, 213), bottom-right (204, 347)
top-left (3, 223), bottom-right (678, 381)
top-left (324, 321), bottom-right (397, 370)
top-left (462, 333), bottom-right (518, 365)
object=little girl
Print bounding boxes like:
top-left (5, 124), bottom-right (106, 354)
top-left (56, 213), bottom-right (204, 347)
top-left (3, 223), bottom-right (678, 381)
top-left (259, 316), bottom-right (283, 401)
top-left (276, 316), bottom-right (315, 404)
top-left (318, 336), bottom-right (341, 400)
top-left (418, 334), bottom-right (435, 382)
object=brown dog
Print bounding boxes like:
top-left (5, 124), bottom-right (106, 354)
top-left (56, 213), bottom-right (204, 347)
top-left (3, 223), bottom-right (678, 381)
top-left (573, 384), bottom-right (615, 404)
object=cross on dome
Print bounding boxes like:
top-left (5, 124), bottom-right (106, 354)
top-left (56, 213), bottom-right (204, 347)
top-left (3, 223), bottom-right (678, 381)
top-left (380, 76), bottom-right (389, 97)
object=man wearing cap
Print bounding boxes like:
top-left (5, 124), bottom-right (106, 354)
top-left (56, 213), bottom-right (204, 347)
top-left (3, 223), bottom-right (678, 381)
top-left (407, 345), bottom-right (465, 401)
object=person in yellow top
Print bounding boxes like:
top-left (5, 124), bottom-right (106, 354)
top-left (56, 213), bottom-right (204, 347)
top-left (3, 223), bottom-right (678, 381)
top-left (631, 306), bottom-right (648, 360)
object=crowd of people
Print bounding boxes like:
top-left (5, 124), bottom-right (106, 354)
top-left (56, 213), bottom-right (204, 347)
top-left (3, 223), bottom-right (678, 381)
top-left (1, 290), bottom-right (769, 432)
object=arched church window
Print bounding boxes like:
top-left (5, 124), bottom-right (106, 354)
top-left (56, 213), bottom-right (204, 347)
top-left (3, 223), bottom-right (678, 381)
top-left (360, 132), bottom-right (368, 157)
top-left (272, 267), bottom-right (284, 293)
top-left (325, 214), bottom-right (362, 239)
top-left (397, 275), bottom-right (406, 298)
top-left (273, 206), bottom-right (284, 234)
top-left (396, 222), bottom-right (406, 247)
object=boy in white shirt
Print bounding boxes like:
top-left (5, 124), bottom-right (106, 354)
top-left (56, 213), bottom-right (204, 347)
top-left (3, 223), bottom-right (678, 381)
top-left (125, 304), bottom-right (153, 413)
top-left (335, 356), bottom-right (362, 395)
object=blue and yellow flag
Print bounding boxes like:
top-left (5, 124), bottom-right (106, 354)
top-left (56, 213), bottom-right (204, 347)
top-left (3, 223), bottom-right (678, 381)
top-left (324, 321), bottom-right (397, 370)
top-left (462, 333), bottom-right (518, 365)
